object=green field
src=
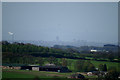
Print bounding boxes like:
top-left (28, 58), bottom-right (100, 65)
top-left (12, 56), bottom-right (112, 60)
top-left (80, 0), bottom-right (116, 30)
top-left (66, 59), bottom-right (120, 72)
top-left (2, 69), bottom-right (97, 80)
top-left (2, 69), bottom-right (73, 78)
top-left (91, 60), bottom-right (120, 71)
top-left (2, 59), bottom-right (120, 80)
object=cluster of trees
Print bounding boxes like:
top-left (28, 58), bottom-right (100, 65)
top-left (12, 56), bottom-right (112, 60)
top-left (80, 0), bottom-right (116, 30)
top-left (3, 53), bottom-right (43, 65)
top-left (2, 41), bottom-right (118, 61)
top-left (2, 41), bottom-right (119, 71)
top-left (3, 53), bottom-right (67, 66)
top-left (2, 41), bottom-right (81, 59)
top-left (98, 64), bottom-right (107, 71)
top-left (61, 58), bottom-right (67, 67)
top-left (104, 69), bottom-right (120, 80)
top-left (98, 66), bottom-right (120, 80)
top-left (2, 41), bottom-right (63, 54)
top-left (75, 60), bottom-right (95, 72)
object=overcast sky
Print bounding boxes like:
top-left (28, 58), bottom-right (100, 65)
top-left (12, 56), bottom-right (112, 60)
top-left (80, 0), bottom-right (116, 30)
top-left (2, 2), bottom-right (118, 43)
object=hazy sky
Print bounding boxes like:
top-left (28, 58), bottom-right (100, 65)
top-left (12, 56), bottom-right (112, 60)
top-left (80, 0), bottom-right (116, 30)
top-left (2, 2), bottom-right (118, 43)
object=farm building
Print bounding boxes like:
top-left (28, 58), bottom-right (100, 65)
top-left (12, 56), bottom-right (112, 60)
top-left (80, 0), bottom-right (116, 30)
top-left (21, 65), bottom-right (71, 72)
top-left (2, 63), bottom-right (26, 70)
top-left (21, 65), bottom-right (34, 70)
top-left (2, 63), bottom-right (71, 72)
top-left (87, 71), bottom-right (108, 76)
top-left (39, 66), bottom-right (70, 72)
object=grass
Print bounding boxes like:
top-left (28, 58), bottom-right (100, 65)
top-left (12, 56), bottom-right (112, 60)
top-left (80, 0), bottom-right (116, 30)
top-left (2, 58), bottom-right (120, 80)
top-left (2, 69), bottom-right (74, 78)
top-left (66, 59), bottom-right (120, 72)
top-left (91, 60), bottom-right (119, 70)
top-left (31, 57), bottom-right (120, 72)
top-left (2, 69), bottom-right (97, 79)
top-left (3, 71), bottom-right (35, 78)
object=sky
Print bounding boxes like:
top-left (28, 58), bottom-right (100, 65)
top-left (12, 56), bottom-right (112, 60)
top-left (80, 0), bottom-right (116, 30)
top-left (2, 2), bottom-right (118, 43)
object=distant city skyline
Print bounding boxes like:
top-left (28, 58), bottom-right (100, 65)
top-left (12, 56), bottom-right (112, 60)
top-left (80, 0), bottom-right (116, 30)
top-left (2, 2), bottom-right (118, 44)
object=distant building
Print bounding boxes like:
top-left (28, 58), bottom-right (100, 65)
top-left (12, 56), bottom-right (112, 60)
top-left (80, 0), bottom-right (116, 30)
top-left (32, 66), bottom-right (39, 71)
top-left (45, 63), bottom-right (55, 66)
top-left (2, 63), bottom-right (71, 72)
top-left (104, 44), bottom-right (118, 47)
top-left (90, 49), bottom-right (107, 53)
top-left (90, 49), bottom-right (97, 52)
top-left (21, 65), bottom-right (71, 72)
top-left (87, 72), bottom-right (93, 76)
top-left (2, 63), bottom-right (25, 70)
top-left (104, 44), bottom-right (118, 53)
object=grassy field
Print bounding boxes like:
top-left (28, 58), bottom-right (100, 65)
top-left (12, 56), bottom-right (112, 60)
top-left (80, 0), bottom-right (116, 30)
top-left (2, 59), bottom-right (120, 80)
top-left (2, 69), bottom-right (97, 80)
top-left (66, 59), bottom-right (120, 72)
top-left (43, 58), bottom-right (120, 72)
top-left (91, 60), bottom-right (120, 71)
top-left (2, 69), bottom-right (74, 78)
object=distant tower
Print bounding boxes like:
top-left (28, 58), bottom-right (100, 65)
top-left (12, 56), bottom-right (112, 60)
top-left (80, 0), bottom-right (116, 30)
top-left (8, 32), bottom-right (14, 42)
top-left (56, 36), bottom-right (59, 42)
top-left (12, 34), bottom-right (14, 42)
top-left (73, 39), bottom-right (76, 42)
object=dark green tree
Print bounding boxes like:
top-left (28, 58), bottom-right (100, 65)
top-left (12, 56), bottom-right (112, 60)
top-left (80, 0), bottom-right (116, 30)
top-left (37, 57), bottom-right (44, 66)
top-left (75, 60), bottom-right (95, 72)
top-left (99, 64), bottom-right (107, 71)
top-left (75, 60), bottom-right (85, 72)
top-left (61, 58), bottom-right (67, 67)
top-left (103, 64), bottom-right (107, 71)
top-left (99, 64), bottom-right (104, 71)
top-left (105, 69), bottom-right (119, 80)
top-left (47, 56), bottom-right (56, 64)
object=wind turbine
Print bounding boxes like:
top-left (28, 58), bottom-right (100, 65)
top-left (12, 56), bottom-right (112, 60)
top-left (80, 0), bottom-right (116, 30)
top-left (8, 32), bottom-right (14, 42)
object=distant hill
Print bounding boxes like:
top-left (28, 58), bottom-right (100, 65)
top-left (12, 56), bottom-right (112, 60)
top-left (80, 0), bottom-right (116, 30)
top-left (53, 44), bottom-right (119, 53)
top-left (5, 40), bottom-right (118, 47)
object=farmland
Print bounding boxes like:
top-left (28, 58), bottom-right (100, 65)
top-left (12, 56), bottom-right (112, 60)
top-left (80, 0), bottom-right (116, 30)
top-left (2, 59), bottom-right (120, 79)
top-left (65, 59), bottom-right (120, 72)
top-left (2, 41), bottom-right (120, 79)
top-left (46, 58), bottom-right (120, 72)
top-left (2, 69), bottom-right (97, 80)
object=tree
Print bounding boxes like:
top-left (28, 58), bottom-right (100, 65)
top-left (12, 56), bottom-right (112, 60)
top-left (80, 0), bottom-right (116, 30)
top-left (75, 60), bottom-right (95, 72)
top-left (38, 57), bottom-right (44, 66)
top-left (103, 64), bottom-right (107, 71)
top-left (61, 58), bottom-right (67, 67)
top-left (105, 69), bottom-right (119, 80)
top-left (2, 41), bottom-right (10, 45)
top-left (99, 64), bottom-right (107, 71)
top-left (108, 66), bottom-right (117, 71)
top-left (67, 60), bottom-right (72, 69)
top-left (75, 60), bottom-right (85, 72)
top-left (47, 56), bottom-right (57, 64)
top-left (84, 60), bottom-right (95, 72)
top-left (87, 63), bottom-right (95, 72)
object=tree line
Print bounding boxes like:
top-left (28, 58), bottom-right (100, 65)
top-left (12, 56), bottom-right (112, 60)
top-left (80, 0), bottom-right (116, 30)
top-left (2, 41), bottom-right (119, 66)
top-left (2, 41), bottom-right (117, 60)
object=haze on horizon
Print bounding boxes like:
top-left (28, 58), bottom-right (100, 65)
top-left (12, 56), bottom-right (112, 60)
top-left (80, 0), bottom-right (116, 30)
top-left (2, 2), bottom-right (118, 44)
